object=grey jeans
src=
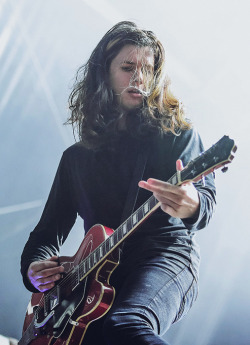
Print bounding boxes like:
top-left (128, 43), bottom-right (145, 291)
top-left (83, 257), bottom-right (198, 345)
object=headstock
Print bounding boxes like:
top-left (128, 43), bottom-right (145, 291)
top-left (180, 135), bottom-right (237, 184)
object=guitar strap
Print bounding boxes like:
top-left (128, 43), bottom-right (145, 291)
top-left (120, 148), bottom-right (148, 224)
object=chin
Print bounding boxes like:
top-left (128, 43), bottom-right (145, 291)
top-left (122, 102), bottom-right (143, 111)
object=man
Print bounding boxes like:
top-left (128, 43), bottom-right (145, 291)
top-left (21, 21), bottom-right (216, 345)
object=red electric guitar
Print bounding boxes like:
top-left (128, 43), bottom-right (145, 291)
top-left (19, 135), bottom-right (237, 345)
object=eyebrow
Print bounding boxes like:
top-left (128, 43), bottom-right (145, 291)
top-left (121, 60), bottom-right (154, 68)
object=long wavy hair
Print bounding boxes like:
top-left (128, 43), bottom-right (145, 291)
top-left (67, 21), bottom-right (191, 150)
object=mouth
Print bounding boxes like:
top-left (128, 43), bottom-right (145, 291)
top-left (126, 87), bottom-right (151, 98)
top-left (128, 88), bottom-right (141, 94)
top-left (127, 87), bottom-right (144, 96)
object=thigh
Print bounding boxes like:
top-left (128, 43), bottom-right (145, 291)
top-left (82, 259), bottom-right (198, 344)
top-left (108, 258), bottom-right (198, 335)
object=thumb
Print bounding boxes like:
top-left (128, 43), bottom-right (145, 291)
top-left (176, 159), bottom-right (184, 171)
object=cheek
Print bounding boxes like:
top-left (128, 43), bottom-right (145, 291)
top-left (112, 76), bottom-right (129, 94)
top-left (110, 68), bottom-right (131, 88)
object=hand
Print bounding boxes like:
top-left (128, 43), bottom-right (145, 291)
top-left (27, 256), bottom-right (64, 292)
top-left (138, 159), bottom-right (200, 219)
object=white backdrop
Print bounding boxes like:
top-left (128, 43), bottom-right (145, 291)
top-left (0, 1), bottom-right (249, 344)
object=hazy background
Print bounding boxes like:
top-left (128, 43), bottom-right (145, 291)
top-left (0, 0), bottom-right (249, 344)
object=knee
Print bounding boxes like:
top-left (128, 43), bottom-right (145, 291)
top-left (103, 310), bottom-right (156, 344)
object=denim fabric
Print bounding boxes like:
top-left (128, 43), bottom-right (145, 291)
top-left (82, 259), bottom-right (198, 345)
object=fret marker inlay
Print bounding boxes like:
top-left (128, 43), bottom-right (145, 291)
top-left (110, 236), bottom-right (114, 246)
top-left (123, 224), bottom-right (127, 234)
top-left (132, 214), bottom-right (137, 225)
top-left (144, 202), bottom-right (149, 214)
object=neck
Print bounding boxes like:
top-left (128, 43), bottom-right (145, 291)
top-left (117, 114), bottom-right (127, 130)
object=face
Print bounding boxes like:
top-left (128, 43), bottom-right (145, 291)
top-left (109, 44), bottom-right (154, 112)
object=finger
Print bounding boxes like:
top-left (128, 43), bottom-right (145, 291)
top-left (37, 281), bottom-right (56, 292)
top-left (29, 259), bottom-right (59, 274)
top-left (35, 265), bottom-right (64, 279)
top-left (154, 193), bottom-right (180, 207)
top-left (139, 179), bottom-right (177, 193)
top-left (139, 179), bottom-right (185, 202)
top-left (31, 270), bottom-right (63, 292)
top-left (48, 256), bottom-right (59, 262)
top-left (36, 272), bottom-right (62, 285)
top-left (176, 159), bottom-right (184, 171)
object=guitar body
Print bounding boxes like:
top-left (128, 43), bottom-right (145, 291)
top-left (21, 224), bottom-right (120, 345)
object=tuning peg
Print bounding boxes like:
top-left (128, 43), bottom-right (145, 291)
top-left (221, 166), bottom-right (228, 173)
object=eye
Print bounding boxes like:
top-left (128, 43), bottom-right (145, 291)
top-left (121, 65), bottom-right (134, 72)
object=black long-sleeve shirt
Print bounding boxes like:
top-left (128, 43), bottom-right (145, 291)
top-left (21, 128), bottom-right (216, 292)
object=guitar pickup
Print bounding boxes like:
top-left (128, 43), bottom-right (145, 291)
top-left (47, 285), bottom-right (60, 311)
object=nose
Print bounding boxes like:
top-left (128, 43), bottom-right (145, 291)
top-left (132, 68), bottom-right (143, 85)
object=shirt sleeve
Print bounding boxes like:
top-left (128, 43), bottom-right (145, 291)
top-left (172, 128), bottom-right (216, 231)
top-left (20, 152), bottom-right (77, 292)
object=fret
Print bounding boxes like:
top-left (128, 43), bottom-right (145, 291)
top-left (113, 229), bottom-right (119, 244)
top-left (126, 217), bottom-right (132, 233)
top-left (115, 226), bottom-right (119, 241)
top-left (138, 206), bottom-right (144, 222)
top-left (117, 226), bottom-right (123, 242)
top-left (96, 247), bottom-right (101, 262)
top-left (99, 244), bottom-right (103, 258)
top-left (90, 254), bottom-right (94, 268)
top-left (105, 238), bottom-right (110, 253)
top-left (81, 261), bottom-right (86, 277)
top-left (87, 257), bottom-right (91, 271)
top-left (149, 196), bottom-right (156, 209)
top-left (110, 234), bottom-right (114, 247)
top-left (93, 251), bottom-right (97, 264)
top-left (143, 201), bottom-right (149, 215)
top-left (88, 254), bottom-right (94, 270)
top-left (122, 222), bottom-right (127, 235)
top-left (106, 237), bottom-right (111, 252)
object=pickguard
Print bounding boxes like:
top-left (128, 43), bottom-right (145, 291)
top-left (52, 278), bottom-right (88, 338)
